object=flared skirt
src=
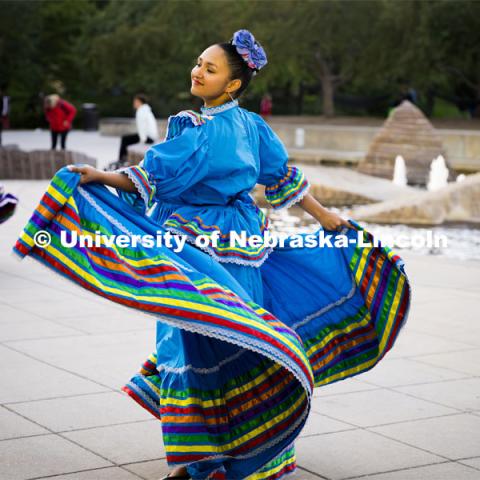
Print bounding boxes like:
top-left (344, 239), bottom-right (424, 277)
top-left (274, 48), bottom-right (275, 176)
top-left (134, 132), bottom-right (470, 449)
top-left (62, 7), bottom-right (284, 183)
top-left (13, 168), bottom-right (411, 479)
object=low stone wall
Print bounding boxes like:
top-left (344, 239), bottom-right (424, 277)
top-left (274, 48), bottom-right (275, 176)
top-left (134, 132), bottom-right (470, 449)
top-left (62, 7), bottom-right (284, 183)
top-left (0, 146), bottom-right (97, 179)
top-left (99, 118), bottom-right (167, 139)
top-left (100, 118), bottom-right (480, 173)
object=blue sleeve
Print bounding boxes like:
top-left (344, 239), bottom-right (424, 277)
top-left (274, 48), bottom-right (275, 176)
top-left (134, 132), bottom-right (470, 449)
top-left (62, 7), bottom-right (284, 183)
top-left (251, 112), bottom-right (310, 209)
top-left (114, 122), bottom-right (209, 214)
top-left (143, 122), bottom-right (209, 200)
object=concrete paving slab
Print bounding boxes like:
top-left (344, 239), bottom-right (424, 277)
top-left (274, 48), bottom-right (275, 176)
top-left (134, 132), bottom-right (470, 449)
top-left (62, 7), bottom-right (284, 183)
top-left (295, 429), bottom-right (444, 479)
top-left (356, 357), bottom-right (468, 388)
top-left (370, 413), bottom-right (480, 460)
top-left (397, 253), bottom-right (480, 293)
top-left (393, 378), bottom-right (480, 411)
top-left (6, 331), bottom-right (154, 389)
top-left (347, 462), bottom-right (480, 479)
top-left (299, 411), bottom-right (356, 437)
top-left (412, 349), bottom-right (480, 376)
top-left (8, 391), bottom-right (152, 432)
top-left (16, 298), bottom-right (130, 319)
top-left (382, 330), bottom-right (475, 359)
top-left (313, 377), bottom-right (380, 398)
top-left (2, 285), bottom-right (81, 305)
top-left (408, 297), bottom-right (479, 326)
top-left (52, 313), bottom-right (156, 335)
top-left (122, 459), bottom-right (170, 479)
top-left (0, 317), bottom-right (83, 342)
top-left (0, 405), bottom-right (49, 440)
top-left (458, 457), bottom-right (480, 470)
top-left (38, 467), bottom-right (143, 480)
top-left (63, 422), bottom-right (166, 465)
top-left (0, 303), bottom-right (54, 324)
top-left (0, 345), bottom-right (110, 403)
top-left (0, 434), bottom-right (112, 480)
top-left (311, 389), bottom-right (457, 428)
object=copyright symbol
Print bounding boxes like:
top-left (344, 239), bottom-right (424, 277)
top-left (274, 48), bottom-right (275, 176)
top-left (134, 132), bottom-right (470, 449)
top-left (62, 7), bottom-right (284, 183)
top-left (33, 230), bottom-right (51, 248)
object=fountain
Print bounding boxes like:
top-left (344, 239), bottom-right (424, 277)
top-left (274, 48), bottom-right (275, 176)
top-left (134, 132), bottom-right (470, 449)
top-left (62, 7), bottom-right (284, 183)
top-left (456, 174), bottom-right (466, 183)
top-left (392, 155), bottom-right (407, 186)
top-left (427, 155), bottom-right (449, 191)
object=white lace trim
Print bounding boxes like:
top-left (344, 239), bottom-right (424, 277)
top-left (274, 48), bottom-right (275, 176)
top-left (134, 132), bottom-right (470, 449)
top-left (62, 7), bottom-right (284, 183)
top-left (200, 99), bottom-right (239, 115)
top-left (125, 380), bottom-right (159, 413)
top-left (270, 182), bottom-right (310, 211)
top-left (291, 271), bottom-right (357, 331)
top-left (156, 347), bottom-right (248, 375)
top-left (164, 225), bottom-right (274, 268)
top-left (115, 166), bottom-right (151, 212)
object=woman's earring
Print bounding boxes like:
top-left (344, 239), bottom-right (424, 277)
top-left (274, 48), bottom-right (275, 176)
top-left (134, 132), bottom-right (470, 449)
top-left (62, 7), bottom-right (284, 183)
top-left (227, 91), bottom-right (235, 102)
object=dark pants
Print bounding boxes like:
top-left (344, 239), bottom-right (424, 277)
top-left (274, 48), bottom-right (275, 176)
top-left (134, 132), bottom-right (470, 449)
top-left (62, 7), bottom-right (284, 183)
top-left (51, 130), bottom-right (69, 150)
top-left (119, 134), bottom-right (154, 162)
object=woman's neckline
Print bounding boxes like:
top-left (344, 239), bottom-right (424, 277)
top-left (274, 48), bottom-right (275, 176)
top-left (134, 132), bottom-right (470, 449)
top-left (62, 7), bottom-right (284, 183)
top-left (200, 99), bottom-right (239, 115)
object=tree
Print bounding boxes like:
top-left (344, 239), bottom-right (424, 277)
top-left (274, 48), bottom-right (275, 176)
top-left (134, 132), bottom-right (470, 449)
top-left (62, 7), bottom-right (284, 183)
top-left (283, 0), bottom-right (381, 117)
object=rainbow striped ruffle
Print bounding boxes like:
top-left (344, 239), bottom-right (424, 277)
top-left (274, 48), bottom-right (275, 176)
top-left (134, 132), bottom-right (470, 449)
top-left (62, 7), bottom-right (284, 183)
top-left (163, 201), bottom-right (272, 267)
top-left (12, 167), bottom-right (313, 479)
top-left (12, 167), bottom-right (411, 479)
top-left (264, 166), bottom-right (310, 210)
top-left (115, 165), bottom-right (156, 214)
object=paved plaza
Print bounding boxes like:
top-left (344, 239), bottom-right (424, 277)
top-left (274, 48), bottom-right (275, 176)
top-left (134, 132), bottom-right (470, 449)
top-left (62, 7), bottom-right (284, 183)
top-left (1, 170), bottom-right (480, 479)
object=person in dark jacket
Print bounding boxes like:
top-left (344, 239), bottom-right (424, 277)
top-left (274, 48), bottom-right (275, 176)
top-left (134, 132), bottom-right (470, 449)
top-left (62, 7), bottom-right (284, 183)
top-left (44, 94), bottom-right (77, 150)
top-left (0, 86), bottom-right (10, 146)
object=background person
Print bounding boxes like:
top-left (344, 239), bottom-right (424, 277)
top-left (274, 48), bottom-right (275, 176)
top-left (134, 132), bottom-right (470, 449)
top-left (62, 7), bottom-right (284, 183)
top-left (118, 94), bottom-right (159, 165)
top-left (44, 94), bottom-right (77, 150)
top-left (0, 86), bottom-right (10, 145)
top-left (260, 92), bottom-right (272, 118)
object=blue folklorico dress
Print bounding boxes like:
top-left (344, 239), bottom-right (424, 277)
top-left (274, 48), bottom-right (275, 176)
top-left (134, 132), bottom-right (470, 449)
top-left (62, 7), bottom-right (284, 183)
top-left (13, 99), bottom-right (411, 479)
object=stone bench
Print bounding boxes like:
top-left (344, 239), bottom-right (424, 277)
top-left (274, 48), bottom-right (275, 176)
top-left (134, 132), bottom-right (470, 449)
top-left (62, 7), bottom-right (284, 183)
top-left (287, 147), bottom-right (364, 166)
top-left (0, 146), bottom-right (97, 179)
top-left (126, 143), bottom-right (151, 166)
top-left (99, 118), bottom-right (167, 138)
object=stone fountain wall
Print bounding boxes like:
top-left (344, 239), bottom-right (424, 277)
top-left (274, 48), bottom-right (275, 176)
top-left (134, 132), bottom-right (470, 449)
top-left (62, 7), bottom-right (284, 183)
top-left (357, 101), bottom-right (456, 185)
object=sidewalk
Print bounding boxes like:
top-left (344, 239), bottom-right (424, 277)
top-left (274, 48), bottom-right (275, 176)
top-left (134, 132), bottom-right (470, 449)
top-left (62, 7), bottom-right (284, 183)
top-left (1, 181), bottom-right (480, 479)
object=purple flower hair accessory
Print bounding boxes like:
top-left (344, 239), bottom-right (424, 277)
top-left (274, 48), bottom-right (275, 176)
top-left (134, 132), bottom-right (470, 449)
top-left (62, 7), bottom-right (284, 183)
top-left (231, 29), bottom-right (268, 75)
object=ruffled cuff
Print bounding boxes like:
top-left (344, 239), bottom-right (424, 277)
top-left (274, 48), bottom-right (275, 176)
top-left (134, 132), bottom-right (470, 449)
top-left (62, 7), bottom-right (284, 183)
top-left (115, 165), bottom-right (156, 214)
top-left (264, 166), bottom-right (310, 210)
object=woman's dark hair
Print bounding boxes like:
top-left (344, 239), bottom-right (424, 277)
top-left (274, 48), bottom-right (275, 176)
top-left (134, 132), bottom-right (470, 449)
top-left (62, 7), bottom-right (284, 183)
top-left (217, 43), bottom-right (254, 99)
top-left (134, 93), bottom-right (149, 104)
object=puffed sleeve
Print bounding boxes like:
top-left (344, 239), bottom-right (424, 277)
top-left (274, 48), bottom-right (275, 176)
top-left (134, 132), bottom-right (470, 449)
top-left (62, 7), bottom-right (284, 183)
top-left (114, 122), bottom-right (209, 214)
top-left (252, 112), bottom-right (310, 209)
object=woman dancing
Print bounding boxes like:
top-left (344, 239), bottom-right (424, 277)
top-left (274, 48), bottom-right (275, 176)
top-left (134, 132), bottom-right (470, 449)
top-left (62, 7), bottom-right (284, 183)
top-left (16, 30), bottom-right (411, 480)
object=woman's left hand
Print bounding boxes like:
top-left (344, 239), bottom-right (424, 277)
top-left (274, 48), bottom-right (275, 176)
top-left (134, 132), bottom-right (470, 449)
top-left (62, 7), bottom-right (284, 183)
top-left (318, 210), bottom-right (354, 231)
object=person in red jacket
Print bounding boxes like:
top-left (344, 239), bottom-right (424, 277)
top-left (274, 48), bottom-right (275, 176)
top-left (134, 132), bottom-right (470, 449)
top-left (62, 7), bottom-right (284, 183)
top-left (260, 92), bottom-right (272, 118)
top-left (44, 94), bottom-right (77, 150)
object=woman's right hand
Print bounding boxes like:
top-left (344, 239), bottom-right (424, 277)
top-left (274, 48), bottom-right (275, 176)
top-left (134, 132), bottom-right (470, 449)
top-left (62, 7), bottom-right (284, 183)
top-left (67, 165), bottom-right (102, 185)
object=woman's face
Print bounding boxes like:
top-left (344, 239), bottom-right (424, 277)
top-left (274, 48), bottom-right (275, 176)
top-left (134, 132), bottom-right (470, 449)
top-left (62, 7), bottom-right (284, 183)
top-left (191, 45), bottom-right (239, 103)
